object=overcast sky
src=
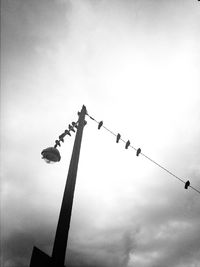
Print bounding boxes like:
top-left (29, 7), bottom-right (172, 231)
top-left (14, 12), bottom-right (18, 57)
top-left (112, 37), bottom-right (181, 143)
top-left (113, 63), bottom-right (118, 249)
top-left (1, 0), bottom-right (200, 266)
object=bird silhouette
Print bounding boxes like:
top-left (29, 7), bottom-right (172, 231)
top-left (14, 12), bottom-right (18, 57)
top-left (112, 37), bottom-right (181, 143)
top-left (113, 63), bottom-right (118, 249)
top-left (69, 124), bottom-right (75, 132)
top-left (64, 130), bottom-right (71, 136)
top-left (185, 180), bottom-right (190, 189)
top-left (59, 133), bottom-right (66, 142)
top-left (116, 133), bottom-right (121, 143)
top-left (136, 148), bottom-right (141, 156)
top-left (98, 121), bottom-right (103, 130)
top-left (55, 140), bottom-right (61, 147)
top-left (125, 140), bottom-right (130, 149)
top-left (72, 122), bottom-right (78, 128)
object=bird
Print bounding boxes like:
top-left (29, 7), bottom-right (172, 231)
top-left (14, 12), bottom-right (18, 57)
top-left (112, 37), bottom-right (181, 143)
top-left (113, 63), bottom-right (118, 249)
top-left (64, 130), bottom-right (71, 136)
top-left (59, 133), bottom-right (66, 142)
top-left (136, 148), bottom-right (141, 156)
top-left (98, 121), bottom-right (103, 130)
top-left (55, 140), bottom-right (61, 147)
top-left (116, 133), bottom-right (121, 143)
top-left (69, 124), bottom-right (75, 132)
top-left (184, 180), bottom-right (190, 189)
top-left (72, 121), bottom-right (78, 128)
top-left (125, 140), bottom-right (130, 149)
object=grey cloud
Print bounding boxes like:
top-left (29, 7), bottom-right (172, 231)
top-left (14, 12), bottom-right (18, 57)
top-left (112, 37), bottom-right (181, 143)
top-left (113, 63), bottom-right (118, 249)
top-left (66, 226), bottom-right (137, 267)
top-left (131, 190), bottom-right (200, 267)
top-left (1, 0), bottom-right (70, 54)
top-left (3, 224), bottom-right (138, 267)
top-left (3, 227), bottom-right (55, 267)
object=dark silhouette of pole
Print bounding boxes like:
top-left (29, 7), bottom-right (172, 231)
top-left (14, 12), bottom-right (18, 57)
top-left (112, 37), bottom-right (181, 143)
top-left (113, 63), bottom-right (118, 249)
top-left (51, 105), bottom-right (87, 266)
top-left (30, 105), bottom-right (87, 267)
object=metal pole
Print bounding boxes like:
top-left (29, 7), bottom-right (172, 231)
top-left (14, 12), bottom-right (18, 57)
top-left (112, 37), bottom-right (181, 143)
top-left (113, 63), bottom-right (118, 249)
top-left (52, 105), bottom-right (87, 266)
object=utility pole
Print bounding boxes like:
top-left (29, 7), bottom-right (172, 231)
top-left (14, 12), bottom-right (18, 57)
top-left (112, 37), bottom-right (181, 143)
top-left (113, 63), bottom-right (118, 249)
top-left (52, 105), bottom-right (87, 266)
top-left (30, 105), bottom-right (87, 267)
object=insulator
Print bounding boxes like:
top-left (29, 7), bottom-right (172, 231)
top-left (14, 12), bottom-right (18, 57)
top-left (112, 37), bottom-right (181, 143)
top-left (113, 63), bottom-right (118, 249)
top-left (116, 133), bottom-right (121, 143)
top-left (98, 121), bottom-right (103, 130)
top-left (136, 148), bottom-right (141, 156)
top-left (185, 180), bottom-right (190, 189)
top-left (125, 140), bottom-right (130, 149)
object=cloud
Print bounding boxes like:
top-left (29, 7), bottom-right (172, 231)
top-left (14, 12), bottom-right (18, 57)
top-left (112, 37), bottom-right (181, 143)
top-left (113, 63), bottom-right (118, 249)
top-left (59, 224), bottom-right (138, 267)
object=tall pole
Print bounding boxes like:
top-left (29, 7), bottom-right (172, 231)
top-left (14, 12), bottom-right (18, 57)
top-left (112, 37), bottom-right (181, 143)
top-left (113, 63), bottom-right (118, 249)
top-left (51, 105), bottom-right (87, 266)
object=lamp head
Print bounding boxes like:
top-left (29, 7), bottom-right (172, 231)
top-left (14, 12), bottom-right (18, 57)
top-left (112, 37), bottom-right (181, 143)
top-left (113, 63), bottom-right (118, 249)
top-left (41, 147), bottom-right (61, 163)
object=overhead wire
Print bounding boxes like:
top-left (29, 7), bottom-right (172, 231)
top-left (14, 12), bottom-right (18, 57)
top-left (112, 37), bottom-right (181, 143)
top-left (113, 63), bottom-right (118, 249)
top-left (86, 113), bottom-right (200, 195)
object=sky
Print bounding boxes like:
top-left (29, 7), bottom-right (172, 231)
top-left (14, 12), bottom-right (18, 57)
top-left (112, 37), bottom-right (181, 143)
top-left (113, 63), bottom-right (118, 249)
top-left (1, 0), bottom-right (200, 266)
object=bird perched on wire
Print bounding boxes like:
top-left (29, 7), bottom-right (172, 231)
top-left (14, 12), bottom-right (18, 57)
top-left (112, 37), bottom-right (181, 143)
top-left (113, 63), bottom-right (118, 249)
top-left (64, 130), bottom-right (71, 136)
top-left (55, 140), bottom-right (61, 147)
top-left (59, 133), bottom-right (66, 142)
top-left (69, 124), bottom-right (75, 132)
top-left (98, 121), bottom-right (103, 130)
top-left (72, 122), bottom-right (78, 129)
top-left (185, 180), bottom-right (190, 189)
top-left (116, 133), bottom-right (121, 143)
top-left (125, 140), bottom-right (130, 149)
top-left (136, 148), bottom-right (141, 156)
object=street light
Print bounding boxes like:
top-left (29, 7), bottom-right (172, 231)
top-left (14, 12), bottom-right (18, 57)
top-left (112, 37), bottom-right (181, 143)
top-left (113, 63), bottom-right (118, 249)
top-left (30, 105), bottom-right (87, 267)
top-left (41, 147), bottom-right (61, 163)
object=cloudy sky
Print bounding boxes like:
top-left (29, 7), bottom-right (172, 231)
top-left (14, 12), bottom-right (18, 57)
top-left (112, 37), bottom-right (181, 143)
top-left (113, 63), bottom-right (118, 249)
top-left (1, 0), bottom-right (200, 266)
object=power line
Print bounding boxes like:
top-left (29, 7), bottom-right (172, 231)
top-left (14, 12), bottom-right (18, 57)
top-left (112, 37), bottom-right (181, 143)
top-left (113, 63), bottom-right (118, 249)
top-left (86, 113), bottom-right (200, 195)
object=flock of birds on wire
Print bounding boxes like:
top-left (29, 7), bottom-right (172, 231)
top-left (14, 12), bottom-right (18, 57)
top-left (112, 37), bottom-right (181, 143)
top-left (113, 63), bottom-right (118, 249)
top-left (51, 110), bottom-right (200, 195)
